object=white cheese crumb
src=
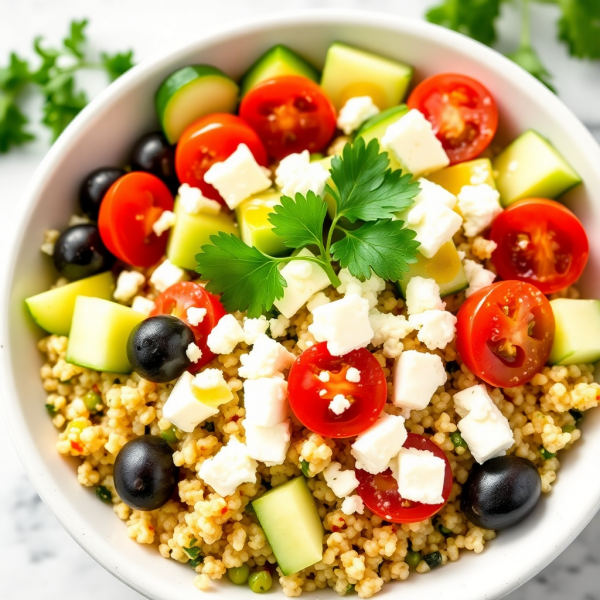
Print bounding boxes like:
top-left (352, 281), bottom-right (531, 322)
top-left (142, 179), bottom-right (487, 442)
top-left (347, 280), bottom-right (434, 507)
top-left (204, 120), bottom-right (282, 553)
top-left (238, 334), bottom-right (296, 380)
top-left (463, 259), bottom-right (496, 298)
top-left (368, 309), bottom-right (414, 359)
top-left (457, 184), bottom-right (503, 238)
top-left (243, 377), bottom-right (289, 427)
top-left (306, 292), bottom-right (331, 312)
top-left (393, 350), bottom-right (447, 411)
top-left (68, 214), bottom-right (91, 227)
top-left (346, 367), bottom-right (361, 383)
top-left (186, 342), bottom-right (202, 364)
top-left (269, 314), bottom-right (291, 338)
top-left (193, 368), bottom-right (227, 390)
top-left (242, 315), bottom-right (269, 345)
top-left (408, 309), bottom-right (457, 351)
top-left (341, 495), bottom-right (365, 516)
top-left (337, 268), bottom-right (386, 310)
top-left (393, 447), bottom-right (446, 505)
top-left (178, 183), bottom-right (221, 214)
top-left (41, 229), bottom-right (60, 256)
top-left (318, 371), bottom-right (331, 383)
top-left (244, 420), bottom-right (291, 467)
top-left (405, 277), bottom-right (445, 315)
top-left (275, 150), bottom-right (330, 198)
top-left (131, 296), bottom-right (155, 316)
top-left (149, 259), bottom-right (188, 293)
top-left (206, 314), bottom-right (246, 355)
top-left (323, 462), bottom-right (359, 498)
top-left (329, 394), bottom-right (351, 415)
top-left (152, 210), bottom-right (176, 237)
top-left (186, 307), bottom-right (207, 326)
top-left (319, 389), bottom-right (327, 396)
top-left (113, 270), bottom-right (145, 303)
top-left (336, 96), bottom-right (380, 135)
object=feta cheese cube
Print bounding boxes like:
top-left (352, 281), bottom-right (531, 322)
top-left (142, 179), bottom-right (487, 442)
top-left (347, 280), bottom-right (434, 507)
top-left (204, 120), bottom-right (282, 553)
top-left (341, 495), bottom-right (365, 515)
top-left (131, 295), bottom-right (155, 316)
top-left (275, 150), bottom-right (330, 198)
top-left (203, 143), bottom-right (271, 209)
top-left (346, 367), bottom-right (361, 383)
top-left (381, 109), bottom-right (450, 177)
top-left (457, 184), bottom-right (503, 238)
top-left (306, 292), bottom-right (331, 312)
top-left (274, 249), bottom-right (331, 319)
top-left (323, 462), bottom-right (359, 498)
top-left (414, 178), bottom-right (457, 210)
top-left (309, 294), bottom-right (374, 356)
top-left (187, 307), bottom-right (207, 326)
top-left (393, 350), bottom-right (447, 411)
top-left (453, 385), bottom-right (514, 464)
top-left (405, 277), bottom-right (445, 315)
top-left (318, 371), bottom-right (331, 382)
top-left (409, 309), bottom-right (456, 350)
top-left (150, 259), bottom-right (189, 293)
top-left (163, 371), bottom-right (219, 433)
top-left (463, 259), bottom-right (496, 298)
top-left (244, 420), bottom-right (291, 466)
top-left (243, 377), bottom-right (288, 427)
top-left (199, 436), bottom-right (258, 496)
top-left (192, 368), bottom-right (233, 406)
top-left (207, 314), bottom-right (246, 355)
top-left (178, 183), bottom-right (221, 215)
top-left (329, 394), bottom-right (351, 415)
top-left (238, 333), bottom-right (296, 379)
top-left (269, 314), bottom-right (290, 338)
top-left (337, 268), bottom-right (386, 310)
top-left (152, 210), bottom-right (176, 237)
top-left (113, 270), bottom-right (145, 303)
top-left (393, 447), bottom-right (445, 504)
top-left (337, 96), bottom-right (380, 135)
top-left (351, 413), bottom-right (408, 474)
top-left (243, 315), bottom-right (269, 345)
top-left (368, 309), bottom-right (414, 359)
top-left (186, 342), bottom-right (202, 364)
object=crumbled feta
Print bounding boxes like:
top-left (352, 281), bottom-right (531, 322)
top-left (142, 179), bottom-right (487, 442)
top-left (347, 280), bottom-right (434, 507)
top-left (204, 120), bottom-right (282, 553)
top-left (150, 259), bottom-right (189, 293)
top-left (274, 249), bottom-right (331, 319)
top-left (152, 210), bottom-right (176, 237)
top-left (163, 371), bottom-right (219, 433)
top-left (457, 184), bottom-right (503, 238)
top-left (274, 150), bottom-right (330, 198)
top-left (244, 420), bottom-right (291, 466)
top-left (238, 334), bottom-right (296, 379)
top-left (346, 367), bottom-right (361, 383)
top-left (318, 371), bottom-right (331, 383)
top-left (68, 214), bottom-right (91, 227)
top-left (336, 268), bottom-right (386, 310)
top-left (192, 368), bottom-right (234, 406)
top-left (243, 315), bottom-right (269, 345)
top-left (453, 385), bottom-right (514, 464)
top-left (309, 294), bottom-right (374, 356)
top-left (307, 292), bottom-right (331, 312)
top-left (392, 447), bottom-right (445, 504)
top-left (368, 309), bottom-right (414, 359)
top-left (463, 259), bottom-right (496, 298)
top-left (329, 394), bottom-right (351, 415)
top-left (206, 314), bottom-right (246, 355)
top-left (199, 437), bottom-right (258, 497)
top-left (269, 314), bottom-right (290, 338)
top-left (351, 413), bottom-right (408, 474)
top-left (41, 229), bottom-right (60, 256)
top-left (319, 389), bottom-right (327, 396)
top-left (187, 307), bottom-right (207, 326)
top-left (178, 183), bottom-right (221, 215)
top-left (409, 309), bottom-right (457, 351)
top-left (113, 270), bottom-right (145, 303)
top-left (243, 377), bottom-right (288, 427)
top-left (204, 143), bottom-right (271, 209)
top-left (336, 96), bottom-right (380, 135)
top-left (472, 237), bottom-right (498, 260)
top-left (341, 495), bottom-right (365, 516)
top-left (186, 342), bottom-right (202, 364)
top-left (131, 296), bottom-right (155, 316)
top-left (323, 462), bottom-right (359, 498)
top-left (415, 178), bottom-right (457, 209)
top-left (405, 276), bottom-right (445, 315)
top-left (381, 109), bottom-right (450, 177)
top-left (393, 351), bottom-right (447, 411)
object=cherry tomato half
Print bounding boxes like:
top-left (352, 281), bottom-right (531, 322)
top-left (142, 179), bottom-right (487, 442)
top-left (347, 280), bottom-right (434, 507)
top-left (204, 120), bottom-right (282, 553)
top-left (150, 282), bottom-right (226, 371)
top-left (356, 434), bottom-right (452, 524)
top-left (239, 75), bottom-right (337, 160)
top-left (175, 113), bottom-right (268, 204)
top-left (407, 73), bottom-right (498, 164)
top-left (98, 172), bottom-right (173, 267)
top-left (287, 342), bottom-right (387, 438)
top-left (456, 281), bottom-right (555, 388)
top-left (490, 198), bottom-right (589, 295)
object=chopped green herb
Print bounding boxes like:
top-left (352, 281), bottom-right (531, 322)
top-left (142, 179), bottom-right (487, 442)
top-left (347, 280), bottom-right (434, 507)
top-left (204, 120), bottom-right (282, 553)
top-left (245, 502), bottom-right (256, 515)
top-left (345, 583), bottom-right (355, 594)
top-left (96, 485), bottom-right (112, 504)
top-left (203, 421), bottom-right (215, 432)
top-left (45, 403), bottom-right (58, 417)
top-left (101, 50), bottom-right (135, 81)
top-left (540, 447), bottom-right (557, 460)
top-left (300, 459), bottom-right (311, 477)
top-left (83, 390), bottom-right (102, 412)
top-left (161, 425), bottom-right (178, 444)
top-left (445, 360), bottom-right (460, 374)
top-left (450, 431), bottom-right (468, 449)
top-left (562, 424), bottom-right (576, 434)
top-left (405, 550), bottom-right (422, 569)
top-left (423, 551), bottom-right (443, 569)
top-left (569, 409), bottom-right (583, 422)
top-left (184, 544), bottom-right (203, 563)
top-left (438, 523), bottom-right (453, 536)
top-left (189, 557), bottom-right (203, 569)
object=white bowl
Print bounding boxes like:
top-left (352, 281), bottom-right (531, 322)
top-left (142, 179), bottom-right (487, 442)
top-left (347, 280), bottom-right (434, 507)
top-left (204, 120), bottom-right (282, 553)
top-left (3, 9), bottom-right (600, 600)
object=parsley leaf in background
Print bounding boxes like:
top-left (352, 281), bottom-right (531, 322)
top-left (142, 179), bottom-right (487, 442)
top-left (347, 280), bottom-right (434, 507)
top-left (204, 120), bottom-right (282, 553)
top-left (558, 0), bottom-right (600, 59)
top-left (101, 50), bottom-right (136, 81)
top-left (62, 19), bottom-right (89, 58)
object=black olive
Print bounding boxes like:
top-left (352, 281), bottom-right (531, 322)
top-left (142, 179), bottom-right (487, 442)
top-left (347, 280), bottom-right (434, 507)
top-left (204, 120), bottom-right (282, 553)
top-left (127, 315), bottom-right (194, 383)
top-left (460, 456), bottom-right (541, 530)
top-left (130, 132), bottom-right (179, 194)
top-left (114, 436), bottom-right (178, 511)
top-left (53, 224), bottom-right (114, 281)
top-left (79, 167), bottom-right (125, 220)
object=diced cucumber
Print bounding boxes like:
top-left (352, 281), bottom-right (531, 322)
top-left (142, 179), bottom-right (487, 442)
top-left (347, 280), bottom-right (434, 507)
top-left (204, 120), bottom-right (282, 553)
top-left (427, 158), bottom-right (496, 196)
top-left (25, 272), bottom-right (115, 336)
top-left (240, 44), bottom-right (319, 96)
top-left (66, 297), bottom-right (145, 374)
top-left (252, 476), bottom-right (323, 575)
top-left (493, 130), bottom-right (581, 207)
top-left (321, 42), bottom-right (413, 111)
top-left (167, 197), bottom-right (238, 271)
top-left (155, 65), bottom-right (239, 144)
top-left (396, 241), bottom-right (468, 298)
top-left (549, 299), bottom-right (600, 365)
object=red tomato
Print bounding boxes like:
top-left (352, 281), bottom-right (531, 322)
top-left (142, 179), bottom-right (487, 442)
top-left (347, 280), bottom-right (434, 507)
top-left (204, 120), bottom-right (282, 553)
top-left (175, 113), bottom-right (268, 204)
top-left (456, 281), bottom-right (555, 388)
top-left (287, 342), bottom-right (387, 438)
top-left (239, 75), bottom-right (337, 160)
top-left (407, 73), bottom-right (498, 164)
top-left (356, 434), bottom-right (452, 524)
top-left (98, 172), bottom-right (173, 267)
top-left (490, 198), bottom-right (589, 295)
top-left (150, 282), bottom-right (226, 371)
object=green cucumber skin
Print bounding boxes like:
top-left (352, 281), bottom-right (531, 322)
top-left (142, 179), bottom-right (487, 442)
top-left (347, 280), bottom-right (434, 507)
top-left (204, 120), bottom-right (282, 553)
top-left (356, 104), bottom-right (408, 138)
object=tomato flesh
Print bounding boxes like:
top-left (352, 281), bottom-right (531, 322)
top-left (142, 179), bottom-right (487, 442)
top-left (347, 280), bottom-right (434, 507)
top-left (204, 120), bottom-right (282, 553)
top-left (407, 73), bottom-right (498, 164)
top-left (98, 172), bottom-right (174, 267)
top-left (456, 280), bottom-right (555, 388)
top-left (287, 342), bottom-right (387, 438)
top-left (490, 198), bottom-right (589, 295)
top-left (239, 75), bottom-right (337, 160)
top-left (356, 434), bottom-right (452, 524)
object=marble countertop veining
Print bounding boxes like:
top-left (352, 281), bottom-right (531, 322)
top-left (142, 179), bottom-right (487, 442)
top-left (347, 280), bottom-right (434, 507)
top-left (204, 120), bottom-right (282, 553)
top-left (1, 0), bottom-right (599, 598)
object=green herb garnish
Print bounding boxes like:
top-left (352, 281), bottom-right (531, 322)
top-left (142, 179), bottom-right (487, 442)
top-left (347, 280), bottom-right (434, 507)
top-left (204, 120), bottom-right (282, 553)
top-left (423, 550), bottom-right (443, 569)
top-left (450, 431), bottom-right (468, 449)
top-left (540, 447), bottom-right (557, 460)
top-left (45, 403), bottom-right (58, 417)
top-left (184, 540), bottom-right (203, 568)
top-left (96, 485), bottom-right (112, 504)
top-left (203, 421), bottom-right (215, 432)
top-left (300, 459), bottom-right (311, 478)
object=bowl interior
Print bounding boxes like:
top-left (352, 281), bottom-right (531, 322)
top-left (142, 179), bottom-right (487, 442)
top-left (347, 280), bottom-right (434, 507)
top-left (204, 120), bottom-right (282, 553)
top-left (3, 11), bottom-right (600, 600)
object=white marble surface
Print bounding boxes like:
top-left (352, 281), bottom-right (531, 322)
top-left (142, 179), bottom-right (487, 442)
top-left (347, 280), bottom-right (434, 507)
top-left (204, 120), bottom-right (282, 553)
top-left (0, 1), bottom-right (599, 598)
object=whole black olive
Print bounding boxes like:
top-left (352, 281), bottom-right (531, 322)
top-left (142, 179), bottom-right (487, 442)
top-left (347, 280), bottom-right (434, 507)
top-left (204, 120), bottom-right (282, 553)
top-left (127, 315), bottom-right (194, 383)
top-left (79, 167), bottom-right (125, 220)
top-left (461, 456), bottom-right (542, 530)
top-left (114, 435), bottom-right (178, 511)
top-left (130, 132), bottom-right (179, 194)
top-left (53, 224), bottom-right (114, 281)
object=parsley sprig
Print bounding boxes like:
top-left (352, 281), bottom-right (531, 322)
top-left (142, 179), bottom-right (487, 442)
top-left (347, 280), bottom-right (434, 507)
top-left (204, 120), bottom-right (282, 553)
top-left (196, 138), bottom-right (421, 318)
top-left (0, 19), bottom-right (134, 153)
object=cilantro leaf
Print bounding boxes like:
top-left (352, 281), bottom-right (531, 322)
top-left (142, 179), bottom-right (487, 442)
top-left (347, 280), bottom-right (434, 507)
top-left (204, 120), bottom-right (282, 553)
top-left (327, 137), bottom-right (420, 223)
top-left (331, 220), bottom-right (420, 282)
top-left (196, 232), bottom-right (287, 317)
top-left (41, 75), bottom-right (88, 141)
top-left (0, 53), bottom-right (31, 93)
top-left (557, 0), bottom-right (600, 59)
top-left (269, 191), bottom-right (327, 250)
top-left (507, 44), bottom-right (556, 92)
top-left (101, 50), bottom-right (135, 82)
top-left (63, 19), bottom-right (89, 58)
